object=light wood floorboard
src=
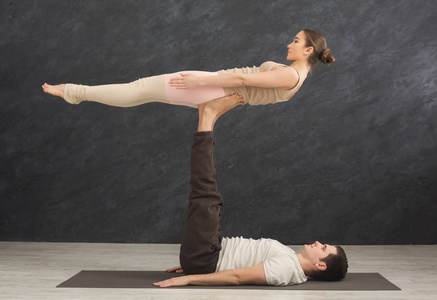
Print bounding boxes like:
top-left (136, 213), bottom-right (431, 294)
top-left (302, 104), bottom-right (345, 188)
top-left (0, 242), bottom-right (436, 299)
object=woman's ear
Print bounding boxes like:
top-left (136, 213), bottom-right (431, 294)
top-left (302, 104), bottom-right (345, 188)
top-left (305, 46), bottom-right (314, 56)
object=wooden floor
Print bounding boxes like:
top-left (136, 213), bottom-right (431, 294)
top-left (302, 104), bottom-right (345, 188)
top-left (0, 242), bottom-right (436, 299)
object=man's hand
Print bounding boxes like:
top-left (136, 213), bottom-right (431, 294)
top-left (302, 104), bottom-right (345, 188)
top-left (166, 265), bottom-right (184, 274)
top-left (153, 275), bottom-right (191, 288)
top-left (153, 266), bottom-right (187, 288)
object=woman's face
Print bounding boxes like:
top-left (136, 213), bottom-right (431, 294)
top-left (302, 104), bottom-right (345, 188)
top-left (286, 31), bottom-right (311, 61)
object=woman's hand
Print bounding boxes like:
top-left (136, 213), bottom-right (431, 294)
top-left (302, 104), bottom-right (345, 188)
top-left (153, 275), bottom-right (191, 288)
top-left (169, 74), bottom-right (200, 89)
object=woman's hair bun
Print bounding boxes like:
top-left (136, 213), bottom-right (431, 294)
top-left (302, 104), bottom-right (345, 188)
top-left (319, 48), bottom-right (335, 65)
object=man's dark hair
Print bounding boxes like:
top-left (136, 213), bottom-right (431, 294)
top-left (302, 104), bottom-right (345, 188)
top-left (310, 246), bottom-right (348, 281)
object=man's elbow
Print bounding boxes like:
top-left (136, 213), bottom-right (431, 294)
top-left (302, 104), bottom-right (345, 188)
top-left (235, 273), bottom-right (257, 285)
top-left (232, 275), bottom-right (243, 285)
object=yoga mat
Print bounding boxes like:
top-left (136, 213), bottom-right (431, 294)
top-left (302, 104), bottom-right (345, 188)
top-left (57, 271), bottom-right (401, 290)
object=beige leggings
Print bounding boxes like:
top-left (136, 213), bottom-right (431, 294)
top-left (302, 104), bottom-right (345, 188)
top-left (64, 75), bottom-right (167, 107)
top-left (63, 71), bottom-right (226, 108)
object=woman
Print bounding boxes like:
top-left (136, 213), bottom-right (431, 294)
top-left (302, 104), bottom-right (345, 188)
top-left (42, 29), bottom-right (334, 108)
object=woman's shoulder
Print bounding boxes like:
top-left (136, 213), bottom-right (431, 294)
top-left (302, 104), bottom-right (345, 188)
top-left (260, 61), bottom-right (288, 71)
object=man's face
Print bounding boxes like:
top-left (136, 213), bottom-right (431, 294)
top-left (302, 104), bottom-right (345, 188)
top-left (301, 241), bottom-right (337, 263)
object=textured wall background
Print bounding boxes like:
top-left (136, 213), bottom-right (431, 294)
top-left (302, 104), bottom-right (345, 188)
top-left (1, 0), bottom-right (436, 244)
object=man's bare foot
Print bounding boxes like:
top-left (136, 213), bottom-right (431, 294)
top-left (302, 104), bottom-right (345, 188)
top-left (42, 83), bottom-right (66, 99)
top-left (198, 94), bottom-right (244, 131)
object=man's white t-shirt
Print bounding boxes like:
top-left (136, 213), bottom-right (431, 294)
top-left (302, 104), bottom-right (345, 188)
top-left (215, 236), bottom-right (308, 286)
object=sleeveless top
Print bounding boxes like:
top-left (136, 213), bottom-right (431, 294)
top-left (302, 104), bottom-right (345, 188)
top-left (217, 61), bottom-right (302, 105)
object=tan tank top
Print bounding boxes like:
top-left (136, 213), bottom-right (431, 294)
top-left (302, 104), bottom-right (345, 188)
top-left (217, 61), bottom-right (302, 105)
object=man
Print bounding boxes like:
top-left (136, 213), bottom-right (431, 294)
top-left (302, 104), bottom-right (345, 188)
top-left (154, 95), bottom-right (348, 287)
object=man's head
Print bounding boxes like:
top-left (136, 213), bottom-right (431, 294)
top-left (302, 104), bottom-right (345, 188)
top-left (297, 241), bottom-right (348, 281)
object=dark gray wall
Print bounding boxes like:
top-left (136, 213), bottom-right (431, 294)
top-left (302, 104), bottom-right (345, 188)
top-left (1, 0), bottom-right (436, 244)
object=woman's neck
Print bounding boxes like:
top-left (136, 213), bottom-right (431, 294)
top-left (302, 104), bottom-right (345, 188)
top-left (290, 60), bottom-right (311, 75)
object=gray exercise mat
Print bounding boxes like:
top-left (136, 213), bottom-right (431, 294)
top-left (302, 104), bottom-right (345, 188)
top-left (57, 271), bottom-right (401, 290)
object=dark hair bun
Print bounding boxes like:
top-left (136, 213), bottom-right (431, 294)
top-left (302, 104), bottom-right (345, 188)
top-left (320, 48), bottom-right (335, 65)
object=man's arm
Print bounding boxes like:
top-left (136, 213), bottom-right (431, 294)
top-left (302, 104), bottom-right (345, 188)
top-left (154, 264), bottom-right (267, 288)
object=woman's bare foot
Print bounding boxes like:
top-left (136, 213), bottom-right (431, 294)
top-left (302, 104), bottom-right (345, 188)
top-left (198, 94), bottom-right (244, 131)
top-left (42, 83), bottom-right (66, 99)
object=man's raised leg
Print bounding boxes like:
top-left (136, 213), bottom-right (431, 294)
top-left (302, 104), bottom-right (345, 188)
top-left (179, 95), bottom-right (243, 275)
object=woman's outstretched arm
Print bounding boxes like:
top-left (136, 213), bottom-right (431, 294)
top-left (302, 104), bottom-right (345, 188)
top-left (169, 67), bottom-right (299, 90)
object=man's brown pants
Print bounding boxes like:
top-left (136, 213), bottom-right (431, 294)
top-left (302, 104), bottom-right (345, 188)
top-left (179, 131), bottom-right (223, 275)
